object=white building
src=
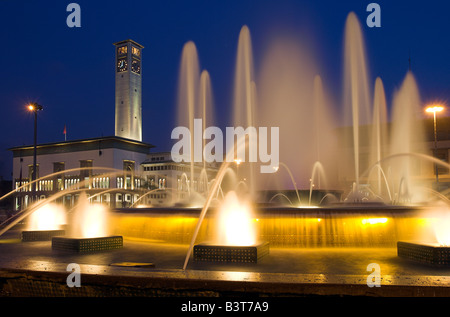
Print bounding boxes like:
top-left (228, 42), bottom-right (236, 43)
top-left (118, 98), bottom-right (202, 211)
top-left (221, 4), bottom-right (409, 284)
top-left (9, 39), bottom-right (218, 210)
top-left (10, 136), bottom-right (153, 209)
top-left (141, 152), bottom-right (219, 206)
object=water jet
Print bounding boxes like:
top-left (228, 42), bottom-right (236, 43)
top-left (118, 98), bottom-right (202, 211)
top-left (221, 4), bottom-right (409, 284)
top-left (51, 192), bottom-right (123, 252)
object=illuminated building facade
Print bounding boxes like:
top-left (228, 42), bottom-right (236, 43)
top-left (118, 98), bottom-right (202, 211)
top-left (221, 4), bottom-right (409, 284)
top-left (141, 152), bottom-right (218, 206)
top-left (9, 39), bottom-right (218, 211)
top-left (114, 39), bottom-right (143, 142)
top-left (10, 136), bottom-right (153, 210)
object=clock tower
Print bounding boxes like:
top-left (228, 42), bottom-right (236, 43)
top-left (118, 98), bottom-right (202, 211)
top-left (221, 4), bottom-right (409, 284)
top-left (113, 39), bottom-right (144, 142)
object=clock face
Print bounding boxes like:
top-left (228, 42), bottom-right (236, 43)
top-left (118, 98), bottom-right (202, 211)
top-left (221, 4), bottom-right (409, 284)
top-left (117, 59), bottom-right (128, 72)
top-left (131, 60), bottom-right (141, 74)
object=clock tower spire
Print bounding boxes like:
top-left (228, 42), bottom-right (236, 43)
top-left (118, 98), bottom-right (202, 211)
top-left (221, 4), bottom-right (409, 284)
top-left (113, 39), bottom-right (144, 142)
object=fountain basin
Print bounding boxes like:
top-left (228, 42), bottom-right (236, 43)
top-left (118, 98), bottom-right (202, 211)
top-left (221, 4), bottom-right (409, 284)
top-left (397, 241), bottom-right (450, 267)
top-left (111, 206), bottom-right (426, 247)
top-left (193, 242), bottom-right (269, 263)
top-left (52, 236), bottom-right (123, 252)
top-left (21, 230), bottom-right (66, 242)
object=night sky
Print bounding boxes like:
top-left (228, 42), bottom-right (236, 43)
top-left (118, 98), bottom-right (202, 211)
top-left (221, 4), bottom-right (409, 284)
top-left (0, 0), bottom-right (449, 180)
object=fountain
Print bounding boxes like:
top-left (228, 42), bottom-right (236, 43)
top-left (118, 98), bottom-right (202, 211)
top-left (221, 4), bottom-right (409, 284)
top-left (21, 203), bottom-right (66, 241)
top-left (174, 41), bottom-right (215, 202)
top-left (52, 192), bottom-right (123, 252)
top-left (0, 14), bottom-right (441, 257)
top-left (193, 191), bottom-right (269, 263)
top-left (369, 77), bottom-right (388, 197)
top-left (0, 10), bottom-right (449, 298)
top-left (109, 15), bottom-right (450, 268)
top-left (389, 72), bottom-right (428, 203)
top-left (397, 203), bottom-right (450, 267)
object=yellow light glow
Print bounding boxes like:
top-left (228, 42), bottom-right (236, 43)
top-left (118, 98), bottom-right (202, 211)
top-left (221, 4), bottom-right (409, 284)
top-left (434, 219), bottom-right (450, 246)
top-left (221, 271), bottom-right (255, 282)
top-left (429, 208), bottom-right (450, 246)
top-left (234, 158), bottom-right (242, 165)
top-left (136, 204), bottom-right (149, 208)
top-left (425, 105), bottom-right (444, 113)
top-left (361, 217), bottom-right (388, 225)
top-left (28, 104), bottom-right (34, 111)
top-left (79, 204), bottom-right (109, 238)
top-left (216, 191), bottom-right (256, 246)
top-left (69, 193), bottom-right (110, 238)
top-left (110, 212), bottom-right (429, 247)
top-left (27, 203), bottom-right (66, 230)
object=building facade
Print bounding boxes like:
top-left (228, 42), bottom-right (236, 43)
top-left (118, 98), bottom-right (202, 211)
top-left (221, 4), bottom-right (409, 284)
top-left (10, 136), bottom-right (153, 210)
top-left (114, 39), bottom-right (144, 142)
top-left (141, 152), bottom-right (219, 206)
top-left (9, 39), bottom-right (218, 211)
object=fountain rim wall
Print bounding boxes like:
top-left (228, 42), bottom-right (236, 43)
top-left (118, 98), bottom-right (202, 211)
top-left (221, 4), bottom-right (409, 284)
top-left (112, 204), bottom-right (425, 218)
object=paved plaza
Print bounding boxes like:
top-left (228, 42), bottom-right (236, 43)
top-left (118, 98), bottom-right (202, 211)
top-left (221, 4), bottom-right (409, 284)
top-left (1, 228), bottom-right (450, 297)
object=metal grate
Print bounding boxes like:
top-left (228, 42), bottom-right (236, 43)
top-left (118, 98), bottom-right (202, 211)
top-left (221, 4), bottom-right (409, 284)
top-left (21, 230), bottom-right (66, 242)
top-left (397, 241), bottom-right (450, 267)
top-left (52, 236), bottom-right (123, 252)
top-left (193, 242), bottom-right (269, 263)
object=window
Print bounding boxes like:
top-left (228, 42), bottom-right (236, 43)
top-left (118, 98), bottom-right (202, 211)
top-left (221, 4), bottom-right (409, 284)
top-left (118, 46), bottom-right (127, 55)
top-left (53, 162), bottom-right (65, 174)
top-left (117, 177), bottom-right (123, 189)
top-left (80, 160), bottom-right (93, 186)
top-left (131, 46), bottom-right (140, 57)
top-left (158, 178), bottom-right (166, 189)
top-left (28, 164), bottom-right (39, 180)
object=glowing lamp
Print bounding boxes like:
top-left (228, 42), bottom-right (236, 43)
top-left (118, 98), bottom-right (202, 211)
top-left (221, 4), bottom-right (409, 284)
top-left (425, 105), bottom-right (444, 113)
top-left (27, 103), bottom-right (43, 112)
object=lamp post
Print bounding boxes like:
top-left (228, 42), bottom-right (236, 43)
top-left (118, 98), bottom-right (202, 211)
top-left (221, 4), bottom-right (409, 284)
top-left (425, 105), bottom-right (444, 186)
top-left (28, 103), bottom-right (43, 198)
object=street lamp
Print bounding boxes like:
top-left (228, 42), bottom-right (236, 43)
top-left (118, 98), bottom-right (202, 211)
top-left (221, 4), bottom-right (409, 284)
top-left (27, 103), bottom-right (43, 197)
top-left (425, 104), bottom-right (444, 185)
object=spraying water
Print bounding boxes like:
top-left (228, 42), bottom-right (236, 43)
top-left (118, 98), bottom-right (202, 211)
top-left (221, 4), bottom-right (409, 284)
top-left (343, 12), bottom-right (372, 193)
top-left (67, 192), bottom-right (110, 238)
top-left (370, 77), bottom-right (388, 195)
top-left (215, 191), bottom-right (256, 246)
top-left (389, 72), bottom-right (428, 202)
top-left (26, 203), bottom-right (66, 231)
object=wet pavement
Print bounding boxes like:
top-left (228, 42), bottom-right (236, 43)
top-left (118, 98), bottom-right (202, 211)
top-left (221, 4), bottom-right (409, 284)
top-left (1, 228), bottom-right (450, 297)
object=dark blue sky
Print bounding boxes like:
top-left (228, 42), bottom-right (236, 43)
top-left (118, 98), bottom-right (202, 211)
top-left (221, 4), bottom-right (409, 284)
top-left (0, 0), bottom-right (449, 180)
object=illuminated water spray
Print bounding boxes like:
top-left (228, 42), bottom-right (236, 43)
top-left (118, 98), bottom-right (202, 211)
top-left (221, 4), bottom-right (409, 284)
top-left (26, 203), bottom-right (66, 231)
top-left (68, 192), bottom-right (110, 238)
top-left (215, 191), bottom-right (256, 246)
